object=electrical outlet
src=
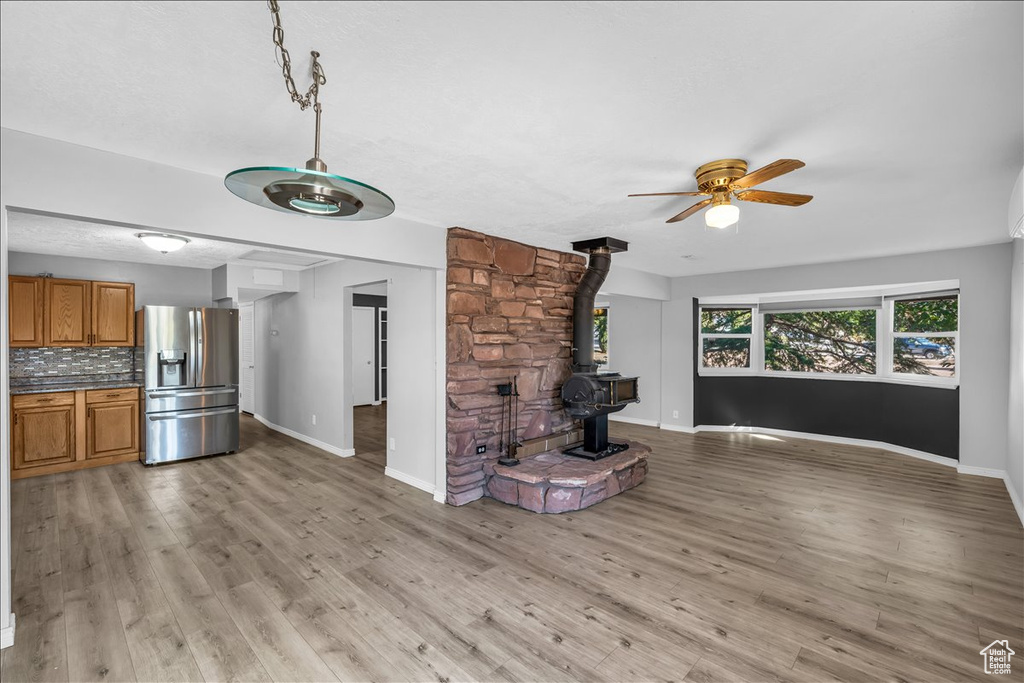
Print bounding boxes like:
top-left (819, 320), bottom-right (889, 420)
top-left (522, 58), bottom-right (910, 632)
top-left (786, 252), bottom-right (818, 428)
top-left (672, 410), bottom-right (679, 419)
top-left (311, 414), bottom-right (317, 425)
top-left (389, 437), bottom-right (396, 450)
top-left (476, 445), bottom-right (487, 454)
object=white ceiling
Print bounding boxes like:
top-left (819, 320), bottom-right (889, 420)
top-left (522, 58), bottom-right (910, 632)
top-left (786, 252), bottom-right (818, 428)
top-left (6, 211), bottom-right (339, 270)
top-left (1, 1), bottom-right (1021, 277)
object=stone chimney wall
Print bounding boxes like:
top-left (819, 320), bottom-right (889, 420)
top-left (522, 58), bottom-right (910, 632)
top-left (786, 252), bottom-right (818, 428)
top-left (445, 227), bottom-right (586, 505)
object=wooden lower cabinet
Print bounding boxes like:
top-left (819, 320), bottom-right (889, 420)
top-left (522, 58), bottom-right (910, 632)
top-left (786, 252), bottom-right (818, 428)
top-left (11, 388), bottom-right (141, 479)
top-left (87, 401), bottom-right (139, 459)
top-left (12, 399), bottom-right (76, 471)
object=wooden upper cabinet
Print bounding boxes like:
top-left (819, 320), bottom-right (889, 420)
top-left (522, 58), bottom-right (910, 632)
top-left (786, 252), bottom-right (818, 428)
top-left (92, 281), bottom-right (135, 346)
top-left (8, 276), bottom-right (44, 347)
top-left (44, 278), bottom-right (91, 347)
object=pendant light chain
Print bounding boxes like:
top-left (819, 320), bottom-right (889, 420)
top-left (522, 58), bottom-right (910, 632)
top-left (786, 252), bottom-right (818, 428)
top-left (224, 2), bottom-right (394, 220)
top-left (268, 0), bottom-right (326, 111)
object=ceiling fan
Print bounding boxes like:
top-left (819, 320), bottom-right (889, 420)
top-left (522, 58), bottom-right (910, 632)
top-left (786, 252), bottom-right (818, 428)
top-left (629, 158), bottom-right (812, 228)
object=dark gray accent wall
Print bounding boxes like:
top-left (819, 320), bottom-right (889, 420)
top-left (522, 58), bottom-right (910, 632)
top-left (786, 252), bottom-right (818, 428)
top-left (692, 300), bottom-right (961, 459)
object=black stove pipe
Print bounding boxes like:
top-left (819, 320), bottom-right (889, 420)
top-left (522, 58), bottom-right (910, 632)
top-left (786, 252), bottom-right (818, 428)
top-left (572, 247), bottom-right (611, 373)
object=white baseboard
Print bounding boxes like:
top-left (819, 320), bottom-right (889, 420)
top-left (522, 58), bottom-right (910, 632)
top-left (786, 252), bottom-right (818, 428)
top-left (659, 423), bottom-right (698, 434)
top-left (1, 613), bottom-right (15, 649)
top-left (433, 490), bottom-right (447, 504)
top-left (1002, 473), bottom-right (1024, 526)
top-left (956, 464), bottom-right (1005, 478)
top-left (253, 414), bottom-right (355, 458)
top-left (691, 424), bottom-right (960, 469)
top-left (384, 466), bottom-right (435, 495)
top-left (609, 415), bottom-right (660, 428)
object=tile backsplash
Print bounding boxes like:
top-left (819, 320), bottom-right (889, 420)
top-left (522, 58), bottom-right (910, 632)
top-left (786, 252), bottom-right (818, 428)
top-left (9, 347), bottom-right (135, 380)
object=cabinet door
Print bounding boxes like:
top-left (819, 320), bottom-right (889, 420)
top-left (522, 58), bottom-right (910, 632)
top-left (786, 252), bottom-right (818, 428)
top-left (44, 279), bottom-right (91, 346)
top-left (87, 401), bottom-right (139, 459)
top-left (92, 281), bottom-right (135, 346)
top-left (12, 405), bottom-right (76, 470)
top-left (8, 276), bottom-right (44, 347)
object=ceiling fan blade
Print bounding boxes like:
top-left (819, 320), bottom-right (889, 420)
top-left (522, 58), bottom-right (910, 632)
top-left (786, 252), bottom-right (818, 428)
top-left (666, 198), bottom-right (712, 223)
top-left (628, 191), bottom-right (705, 197)
top-left (731, 159), bottom-right (805, 189)
top-left (735, 189), bottom-right (813, 206)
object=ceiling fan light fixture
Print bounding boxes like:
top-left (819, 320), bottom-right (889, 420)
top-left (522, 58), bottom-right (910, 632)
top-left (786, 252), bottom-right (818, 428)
top-left (705, 196), bottom-right (740, 229)
top-left (136, 232), bottom-right (190, 253)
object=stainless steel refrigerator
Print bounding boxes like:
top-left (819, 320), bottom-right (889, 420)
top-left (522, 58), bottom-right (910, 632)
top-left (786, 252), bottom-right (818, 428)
top-left (137, 306), bottom-right (240, 465)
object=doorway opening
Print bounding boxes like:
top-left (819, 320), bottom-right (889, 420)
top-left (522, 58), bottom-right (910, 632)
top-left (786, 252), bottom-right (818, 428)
top-left (350, 280), bottom-right (388, 468)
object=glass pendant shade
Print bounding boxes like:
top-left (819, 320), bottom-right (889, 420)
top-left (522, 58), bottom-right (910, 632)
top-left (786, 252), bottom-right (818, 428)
top-left (136, 232), bottom-right (190, 253)
top-left (224, 165), bottom-right (395, 220)
top-left (705, 202), bottom-right (740, 229)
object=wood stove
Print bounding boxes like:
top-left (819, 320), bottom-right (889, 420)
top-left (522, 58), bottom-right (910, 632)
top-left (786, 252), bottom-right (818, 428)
top-left (561, 237), bottom-right (640, 460)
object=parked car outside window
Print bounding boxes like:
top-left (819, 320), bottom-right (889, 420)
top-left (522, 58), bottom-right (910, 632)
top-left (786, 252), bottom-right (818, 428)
top-left (902, 337), bottom-right (952, 359)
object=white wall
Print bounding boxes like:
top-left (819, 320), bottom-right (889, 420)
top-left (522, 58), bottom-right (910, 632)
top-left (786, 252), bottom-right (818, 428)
top-left (0, 209), bottom-right (11, 646)
top-left (212, 263), bottom-right (302, 304)
top-left (661, 243), bottom-right (1014, 472)
top-left (1008, 238), bottom-right (1024, 519)
top-left (8, 252), bottom-right (213, 308)
top-left (254, 259), bottom-right (440, 491)
top-left (601, 264), bottom-right (671, 301)
top-left (605, 294), bottom-right (662, 426)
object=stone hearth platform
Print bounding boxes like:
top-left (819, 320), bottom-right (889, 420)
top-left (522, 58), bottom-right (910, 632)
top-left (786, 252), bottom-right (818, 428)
top-left (486, 440), bottom-right (650, 513)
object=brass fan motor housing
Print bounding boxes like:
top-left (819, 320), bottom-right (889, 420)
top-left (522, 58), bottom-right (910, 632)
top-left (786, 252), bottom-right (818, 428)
top-left (695, 159), bottom-right (748, 193)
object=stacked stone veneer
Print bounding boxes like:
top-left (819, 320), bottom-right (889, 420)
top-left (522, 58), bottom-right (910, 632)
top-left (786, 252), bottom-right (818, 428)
top-left (446, 227), bottom-right (586, 505)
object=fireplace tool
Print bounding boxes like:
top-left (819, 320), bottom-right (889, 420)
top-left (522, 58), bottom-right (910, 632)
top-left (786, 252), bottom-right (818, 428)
top-left (497, 377), bottom-right (520, 466)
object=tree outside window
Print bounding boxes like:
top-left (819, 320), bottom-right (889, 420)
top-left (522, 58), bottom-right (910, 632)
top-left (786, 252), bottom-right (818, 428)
top-left (594, 307), bottom-right (608, 368)
top-left (764, 310), bottom-right (877, 375)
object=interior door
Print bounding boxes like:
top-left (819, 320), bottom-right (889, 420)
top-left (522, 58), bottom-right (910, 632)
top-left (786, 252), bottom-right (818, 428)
top-left (352, 307), bottom-right (376, 406)
top-left (239, 303), bottom-right (255, 414)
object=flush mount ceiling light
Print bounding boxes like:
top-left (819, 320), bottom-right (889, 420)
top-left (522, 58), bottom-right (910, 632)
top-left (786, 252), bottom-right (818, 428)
top-left (224, 1), bottom-right (394, 220)
top-left (629, 158), bottom-right (812, 227)
top-left (137, 233), bottom-right (190, 253)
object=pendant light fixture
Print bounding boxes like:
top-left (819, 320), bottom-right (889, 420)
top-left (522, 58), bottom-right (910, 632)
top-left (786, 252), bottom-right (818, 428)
top-left (224, 1), bottom-right (394, 220)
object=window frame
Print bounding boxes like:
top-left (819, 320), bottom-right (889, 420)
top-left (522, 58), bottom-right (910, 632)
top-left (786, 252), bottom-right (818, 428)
top-left (698, 306), bottom-right (758, 375)
top-left (696, 291), bottom-right (960, 389)
top-left (882, 294), bottom-right (960, 388)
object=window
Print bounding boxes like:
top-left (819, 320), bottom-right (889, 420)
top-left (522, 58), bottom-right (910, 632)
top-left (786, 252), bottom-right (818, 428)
top-left (700, 307), bottom-right (753, 369)
top-left (593, 307), bottom-right (608, 368)
top-left (891, 295), bottom-right (958, 378)
top-left (764, 309), bottom-right (877, 375)
top-left (697, 285), bottom-right (960, 388)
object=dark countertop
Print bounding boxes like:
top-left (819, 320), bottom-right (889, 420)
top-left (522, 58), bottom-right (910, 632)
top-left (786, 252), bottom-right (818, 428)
top-left (10, 379), bottom-right (144, 395)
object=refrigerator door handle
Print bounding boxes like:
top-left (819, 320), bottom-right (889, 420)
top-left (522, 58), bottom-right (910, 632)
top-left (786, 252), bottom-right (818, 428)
top-left (148, 407), bottom-right (238, 421)
top-left (188, 308), bottom-right (198, 388)
top-left (148, 387), bottom-right (237, 400)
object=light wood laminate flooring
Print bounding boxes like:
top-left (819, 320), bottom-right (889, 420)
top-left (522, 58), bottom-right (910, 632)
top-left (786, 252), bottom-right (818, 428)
top-left (2, 414), bottom-right (1021, 682)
